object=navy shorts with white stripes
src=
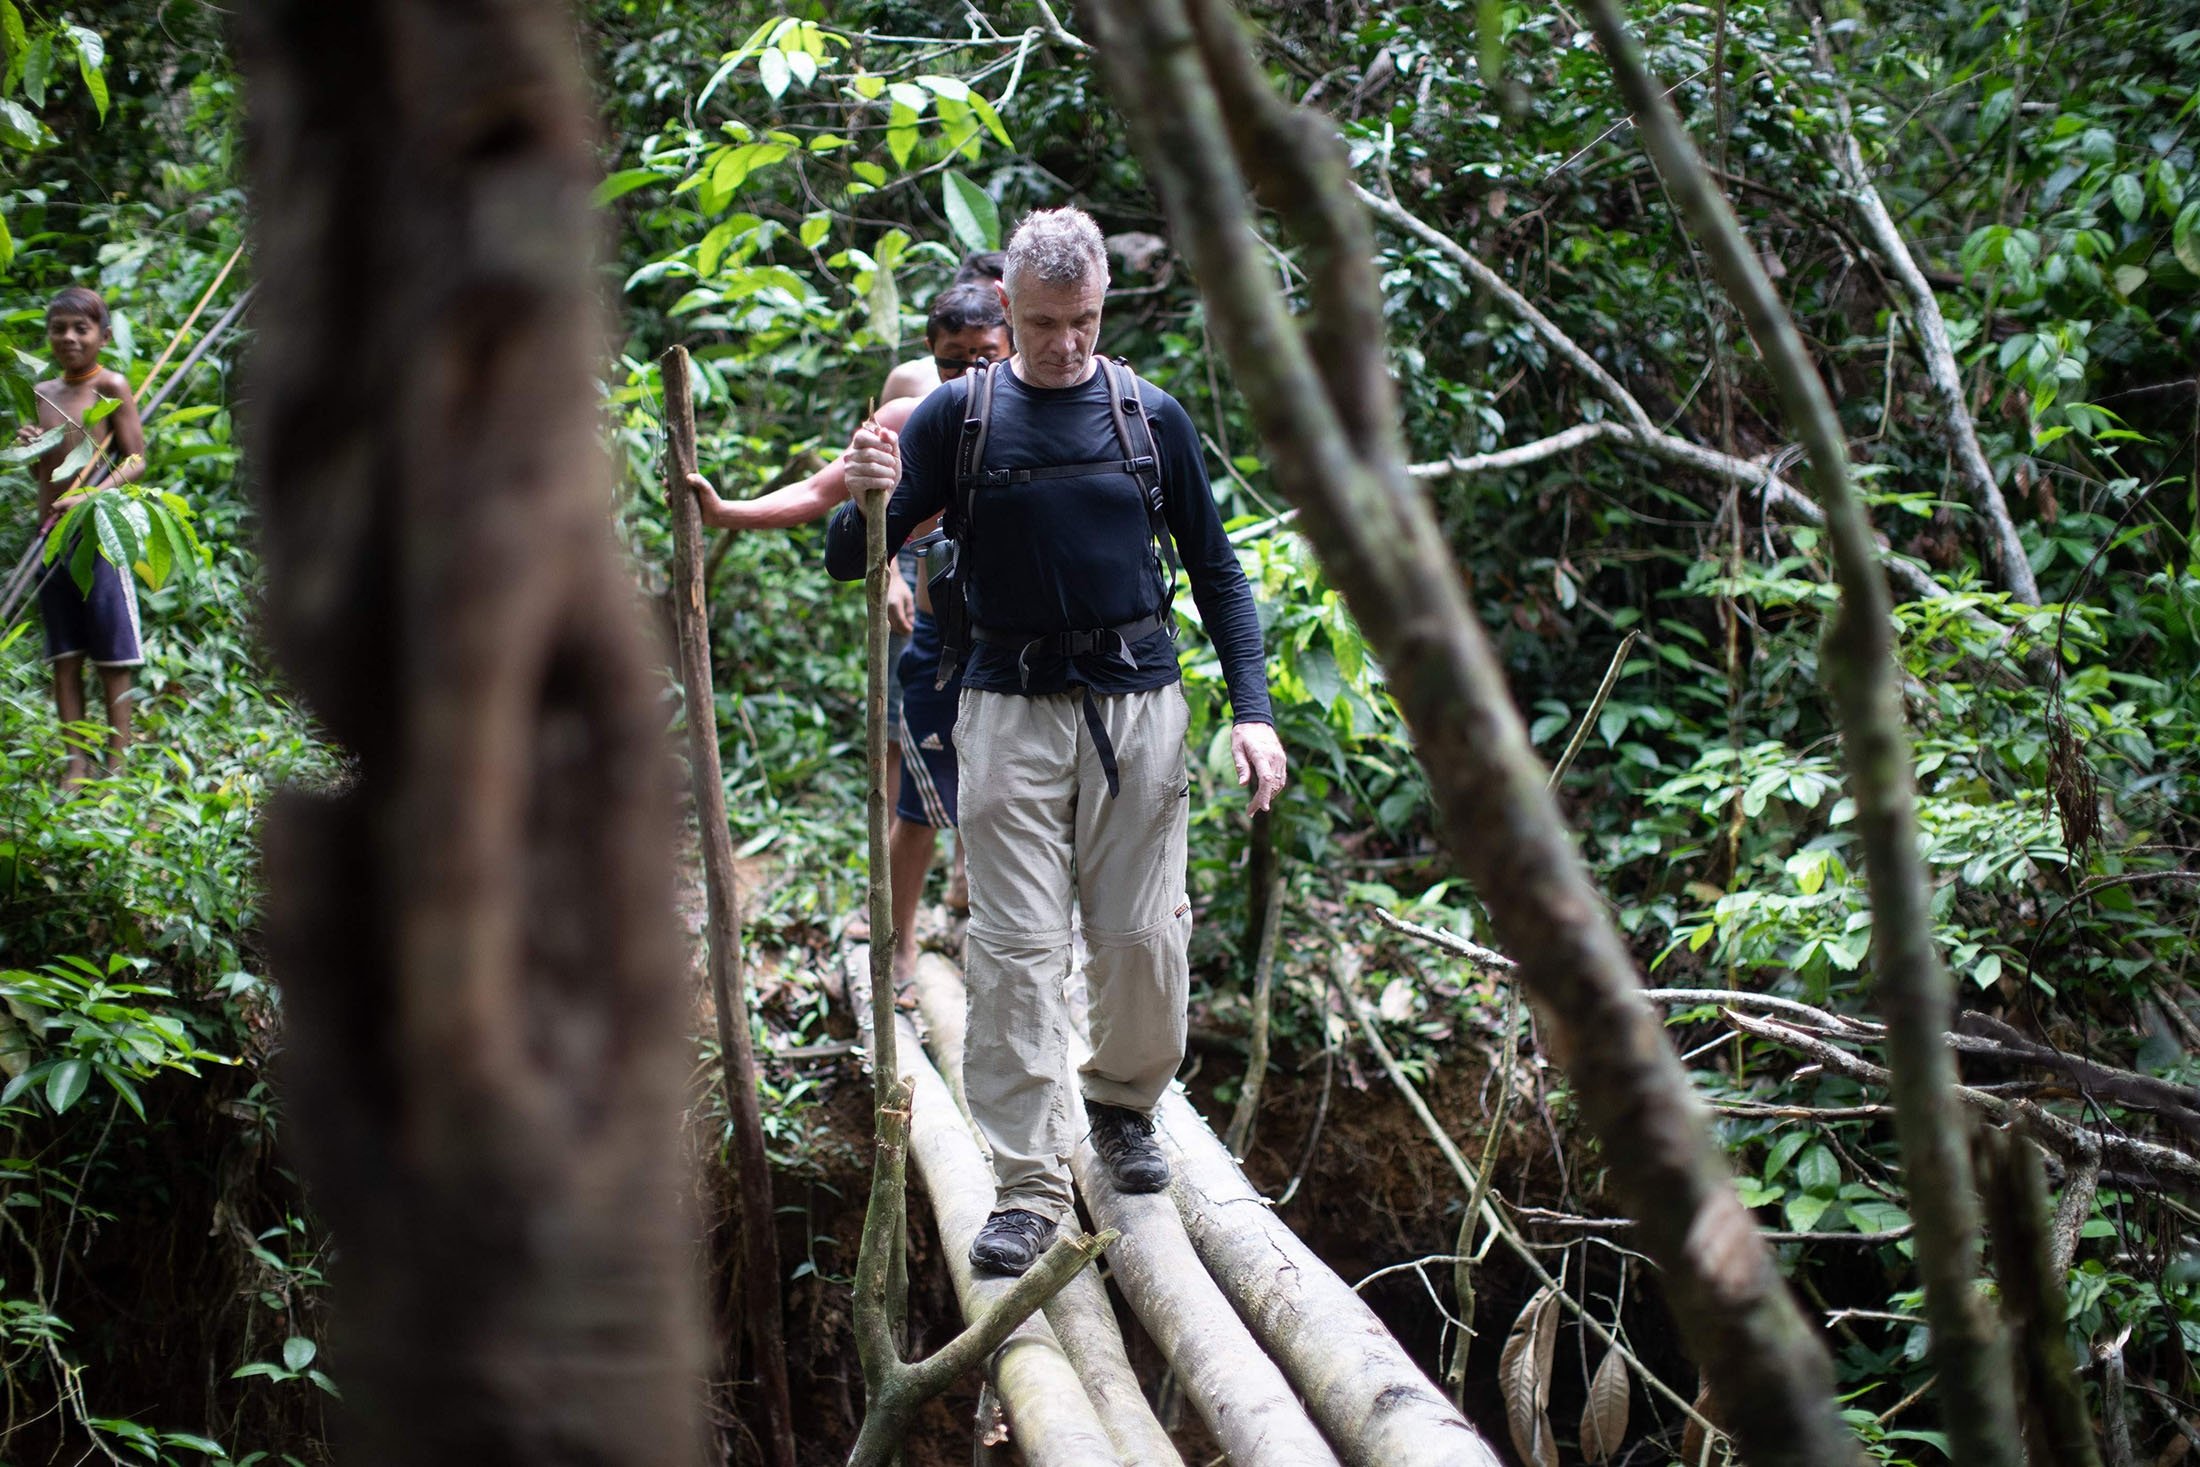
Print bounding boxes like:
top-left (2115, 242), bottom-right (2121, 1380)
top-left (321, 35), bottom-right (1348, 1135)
top-left (895, 612), bottom-right (960, 829)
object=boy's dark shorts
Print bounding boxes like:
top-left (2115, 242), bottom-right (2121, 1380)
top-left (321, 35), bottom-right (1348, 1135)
top-left (895, 612), bottom-right (960, 829)
top-left (38, 538), bottom-right (143, 668)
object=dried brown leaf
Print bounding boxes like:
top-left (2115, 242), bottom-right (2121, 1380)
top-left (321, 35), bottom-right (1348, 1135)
top-left (1500, 1284), bottom-right (1561, 1467)
top-left (1679, 1374), bottom-right (1722, 1465)
top-left (1580, 1343), bottom-right (1630, 1462)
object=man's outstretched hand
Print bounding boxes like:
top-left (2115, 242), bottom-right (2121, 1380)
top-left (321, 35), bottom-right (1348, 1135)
top-left (1232, 722), bottom-right (1288, 814)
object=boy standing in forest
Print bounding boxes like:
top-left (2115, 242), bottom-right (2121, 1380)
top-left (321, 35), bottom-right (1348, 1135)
top-left (15, 287), bottom-right (147, 786)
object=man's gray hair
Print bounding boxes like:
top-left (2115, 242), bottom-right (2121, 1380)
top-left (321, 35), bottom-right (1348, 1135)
top-left (1003, 207), bottom-right (1110, 295)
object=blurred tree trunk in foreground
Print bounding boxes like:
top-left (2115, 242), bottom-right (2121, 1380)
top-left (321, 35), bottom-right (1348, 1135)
top-left (238, 2), bottom-right (706, 1462)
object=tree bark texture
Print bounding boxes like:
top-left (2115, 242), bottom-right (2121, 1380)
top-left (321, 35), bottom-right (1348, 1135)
top-left (1081, 2), bottom-right (1860, 1462)
top-left (661, 346), bottom-right (795, 1467)
top-left (240, 2), bottom-right (704, 1462)
top-left (1577, 4), bottom-right (2021, 1462)
top-left (1156, 1090), bottom-right (1504, 1467)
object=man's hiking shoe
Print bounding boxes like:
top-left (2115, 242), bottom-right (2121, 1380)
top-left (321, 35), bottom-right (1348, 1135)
top-left (1087, 1102), bottom-right (1170, 1193)
top-left (970, 1208), bottom-right (1056, 1276)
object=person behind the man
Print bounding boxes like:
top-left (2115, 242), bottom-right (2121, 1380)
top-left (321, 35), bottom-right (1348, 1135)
top-left (687, 283), bottom-right (1011, 985)
top-left (828, 207), bottom-right (1288, 1276)
top-left (879, 249), bottom-right (1003, 405)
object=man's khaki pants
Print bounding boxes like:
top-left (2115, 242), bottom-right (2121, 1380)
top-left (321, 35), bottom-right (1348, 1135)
top-left (956, 686), bottom-right (1192, 1221)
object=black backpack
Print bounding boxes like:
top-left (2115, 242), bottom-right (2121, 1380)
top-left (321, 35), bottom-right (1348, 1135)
top-left (925, 356), bottom-right (1177, 690)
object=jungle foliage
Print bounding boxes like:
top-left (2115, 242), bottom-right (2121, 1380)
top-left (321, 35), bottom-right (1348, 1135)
top-left (0, 0), bottom-right (2196, 1463)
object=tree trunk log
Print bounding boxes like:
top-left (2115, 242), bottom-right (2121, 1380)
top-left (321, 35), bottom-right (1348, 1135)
top-left (239, 1), bottom-right (704, 1460)
top-left (1155, 1091), bottom-right (1504, 1467)
top-left (905, 950), bottom-right (1182, 1467)
top-left (894, 1015), bottom-right (1122, 1467)
top-left (1080, 2), bottom-right (1861, 1461)
top-left (662, 345), bottom-right (795, 1467)
top-left (1071, 1122), bottom-right (1343, 1467)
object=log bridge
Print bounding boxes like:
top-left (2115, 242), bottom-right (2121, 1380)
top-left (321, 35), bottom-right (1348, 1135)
top-left (846, 944), bottom-right (1505, 1467)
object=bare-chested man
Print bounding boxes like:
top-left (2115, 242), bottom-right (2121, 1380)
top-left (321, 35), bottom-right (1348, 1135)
top-left (14, 287), bottom-right (147, 785)
top-left (687, 282), bottom-right (1010, 984)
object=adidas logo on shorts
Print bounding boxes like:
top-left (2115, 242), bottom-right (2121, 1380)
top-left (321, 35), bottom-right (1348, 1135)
top-left (920, 734), bottom-right (944, 751)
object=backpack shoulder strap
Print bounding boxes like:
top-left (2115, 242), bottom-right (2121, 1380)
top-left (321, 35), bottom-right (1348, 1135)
top-left (1101, 358), bottom-right (1175, 573)
top-left (950, 361), bottom-right (997, 536)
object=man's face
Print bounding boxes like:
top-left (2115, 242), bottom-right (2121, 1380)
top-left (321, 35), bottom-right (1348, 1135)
top-left (997, 272), bottom-right (1103, 389)
top-left (46, 312), bottom-right (105, 374)
top-left (930, 323), bottom-right (1012, 380)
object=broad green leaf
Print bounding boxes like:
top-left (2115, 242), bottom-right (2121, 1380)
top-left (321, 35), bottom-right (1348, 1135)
top-left (798, 213), bottom-right (831, 250)
top-left (64, 24), bottom-right (100, 69)
top-left (1797, 1144), bottom-right (1840, 1198)
top-left (1971, 951), bottom-right (2003, 989)
top-left (45, 1057), bottom-right (86, 1113)
top-left (886, 121), bottom-right (917, 169)
top-left (785, 49), bottom-right (816, 87)
top-left (968, 92), bottom-right (1013, 148)
top-left (886, 81), bottom-right (930, 115)
top-left (75, 42), bottom-right (105, 121)
top-left (1764, 1129), bottom-right (1809, 1181)
top-left (942, 171), bottom-right (1000, 253)
top-left (874, 227), bottom-right (910, 271)
top-left (0, 94), bottom-right (38, 149)
top-left (94, 496), bottom-right (137, 571)
top-left (2111, 263), bottom-right (2147, 296)
top-left (49, 431), bottom-right (98, 484)
top-left (851, 160), bottom-right (886, 187)
top-left (757, 46), bottom-right (789, 100)
top-left (850, 73), bottom-right (883, 101)
top-left (2174, 200), bottom-right (2200, 277)
top-left (1783, 1191), bottom-right (1833, 1234)
top-left (592, 168), bottom-right (669, 206)
top-left (2110, 172), bottom-right (2144, 221)
top-left (99, 1064), bottom-right (145, 1120)
top-left (159, 1435), bottom-right (227, 1457)
top-left (19, 33), bottom-right (48, 109)
top-left (866, 257), bottom-right (900, 344)
top-left (917, 74), bottom-right (969, 102)
top-left (0, 425), bottom-right (60, 463)
top-left (282, 1336), bottom-right (317, 1372)
top-left (0, 2), bottom-right (24, 57)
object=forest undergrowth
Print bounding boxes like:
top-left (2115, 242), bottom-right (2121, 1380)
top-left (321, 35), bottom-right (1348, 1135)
top-left (2, 1), bottom-right (2198, 1464)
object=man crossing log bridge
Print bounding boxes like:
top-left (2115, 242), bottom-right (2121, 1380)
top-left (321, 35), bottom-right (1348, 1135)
top-left (829, 205), bottom-right (1288, 1277)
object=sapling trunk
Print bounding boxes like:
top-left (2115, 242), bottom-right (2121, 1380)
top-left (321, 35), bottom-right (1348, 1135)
top-left (1578, 3), bottom-right (2020, 1460)
top-left (662, 345), bottom-right (795, 1467)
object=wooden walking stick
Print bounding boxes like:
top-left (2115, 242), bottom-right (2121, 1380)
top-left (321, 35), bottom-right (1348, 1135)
top-left (660, 345), bottom-right (796, 1467)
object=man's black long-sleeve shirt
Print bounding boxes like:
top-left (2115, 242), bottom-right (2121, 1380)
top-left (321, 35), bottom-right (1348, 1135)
top-left (824, 364), bottom-right (1273, 725)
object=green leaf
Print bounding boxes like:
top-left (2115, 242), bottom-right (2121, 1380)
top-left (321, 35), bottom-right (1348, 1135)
top-left (94, 496), bottom-right (136, 571)
top-left (282, 1336), bottom-right (317, 1372)
top-left (798, 213), bottom-right (831, 250)
top-left (849, 73), bottom-right (883, 101)
top-left (1797, 1144), bottom-right (1840, 1198)
top-left (1764, 1129), bottom-right (1810, 1181)
top-left (886, 120), bottom-right (918, 170)
top-left (0, 94), bottom-right (38, 149)
top-left (99, 1063), bottom-right (145, 1120)
top-left (967, 92), bottom-right (1013, 148)
top-left (74, 42), bottom-right (105, 122)
top-left (2174, 200), bottom-right (2200, 277)
top-left (19, 33), bottom-right (48, 110)
top-left (49, 431), bottom-right (99, 484)
top-left (0, 3), bottom-right (25, 58)
top-left (45, 1057), bottom-right (86, 1113)
top-left (159, 1434), bottom-right (228, 1457)
top-left (942, 171), bottom-right (1000, 253)
top-left (757, 46), bottom-right (789, 100)
top-left (0, 206), bottom-right (12, 272)
top-left (886, 81), bottom-right (929, 115)
top-left (2110, 172), bottom-right (2144, 221)
top-left (0, 425), bottom-right (60, 463)
top-left (2111, 263), bottom-right (2148, 296)
top-left (591, 168), bottom-right (669, 206)
top-left (1783, 1191), bottom-right (1833, 1234)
